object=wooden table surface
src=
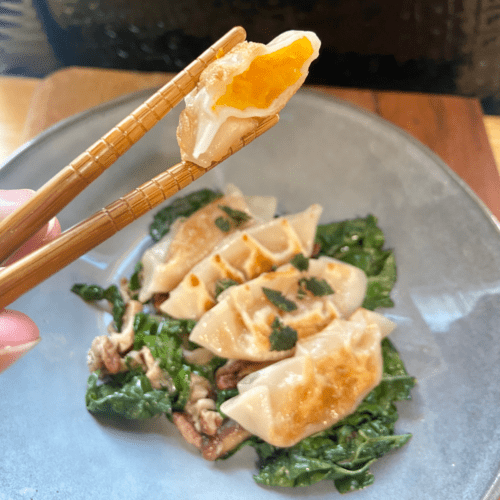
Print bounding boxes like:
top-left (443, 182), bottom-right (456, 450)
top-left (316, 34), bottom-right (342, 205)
top-left (2, 67), bottom-right (500, 221)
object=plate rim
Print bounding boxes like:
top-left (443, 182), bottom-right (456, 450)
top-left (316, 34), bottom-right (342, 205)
top-left (2, 86), bottom-right (499, 239)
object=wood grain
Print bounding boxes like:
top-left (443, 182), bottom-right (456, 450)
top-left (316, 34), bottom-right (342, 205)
top-left (22, 68), bottom-right (174, 141)
top-left (0, 76), bottom-right (38, 159)
top-left (483, 116), bottom-right (500, 170)
top-left (309, 85), bottom-right (378, 113)
top-left (374, 92), bottom-right (500, 217)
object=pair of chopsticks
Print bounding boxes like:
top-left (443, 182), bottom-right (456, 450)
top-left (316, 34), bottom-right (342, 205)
top-left (0, 26), bottom-right (279, 310)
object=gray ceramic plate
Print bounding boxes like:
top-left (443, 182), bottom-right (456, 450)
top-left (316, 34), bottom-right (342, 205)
top-left (1, 89), bottom-right (500, 500)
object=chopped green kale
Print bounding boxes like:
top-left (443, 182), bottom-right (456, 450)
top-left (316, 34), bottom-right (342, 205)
top-left (216, 388), bottom-right (239, 416)
top-left (86, 312), bottom-right (225, 417)
top-left (215, 278), bottom-right (239, 298)
top-left (132, 313), bottom-right (197, 411)
top-left (315, 215), bottom-right (396, 310)
top-left (128, 262), bottom-right (143, 292)
top-left (85, 370), bottom-right (172, 419)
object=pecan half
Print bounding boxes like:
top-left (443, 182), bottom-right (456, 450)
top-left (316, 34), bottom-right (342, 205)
top-left (201, 422), bottom-right (252, 461)
top-left (215, 359), bottom-right (274, 390)
top-left (172, 412), bottom-right (203, 449)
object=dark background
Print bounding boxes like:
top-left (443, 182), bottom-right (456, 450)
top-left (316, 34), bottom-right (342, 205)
top-left (2, 0), bottom-right (500, 113)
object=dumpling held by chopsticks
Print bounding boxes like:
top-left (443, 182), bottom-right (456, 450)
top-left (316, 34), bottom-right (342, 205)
top-left (177, 30), bottom-right (321, 168)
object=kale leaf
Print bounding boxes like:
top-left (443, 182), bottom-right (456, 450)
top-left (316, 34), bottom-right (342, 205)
top-left (315, 215), bottom-right (397, 310)
top-left (132, 313), bottom-right (197, 411)
top-left (86, 312), bottom-right (226, 418)
top-left (149, 188), bottom-right (222, 242)
top-left (128, 262), bottom-right (143, 292)
top-left (85, 370), bottom-right (172, 419)
top-left (215, 278), bottom-right (239, 298)
top-left (71, 283), bottom-right (126, 331)
top-left (132, 312), bottom-right (225, 384)
top-left (216, 388), bottom-right (239, 417)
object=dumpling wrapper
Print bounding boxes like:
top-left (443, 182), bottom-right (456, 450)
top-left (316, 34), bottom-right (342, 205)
top-left (159, 204), bottom-right (322, 320)
top-left (224, 183), bottom-right (278, 223)
top-left (139, 186), bottom-right (276, 302)
top-left (188, 256), bottom-right (367, 361)
top-left (177, 30), bottom-right (321, 167)
top-left (220, 310), bottom-right (395, 447)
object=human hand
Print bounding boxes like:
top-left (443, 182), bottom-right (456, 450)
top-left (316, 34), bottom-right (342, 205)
top-left (0, 189), bottom-right (61, 372)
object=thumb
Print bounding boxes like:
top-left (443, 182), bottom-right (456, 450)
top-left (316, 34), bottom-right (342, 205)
top-left (0, 189), bottom-right (59, 372)
top-left (0, 309), bottom-right (40, 373)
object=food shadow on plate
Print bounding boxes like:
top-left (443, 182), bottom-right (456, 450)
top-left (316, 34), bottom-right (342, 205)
top-left (90, 409), bottom-right (283, 484)
top-left (90, 411), bottom-right (184, 448)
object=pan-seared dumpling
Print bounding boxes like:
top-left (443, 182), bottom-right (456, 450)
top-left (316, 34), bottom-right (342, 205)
top-left (159, 204), bottom-right (322, 320)
top-left (139, 192), bottom-right (250, 302)
top-left (349, 307), bottom-right (396, 339)
top-left (188, 256), bottom-right (367, 361)
top-left (220, 312), bottom-right (390, 447)
top-left (139, 186), bottom-right (277, 302)
top-left (177, 30), bottom-right (321, 167)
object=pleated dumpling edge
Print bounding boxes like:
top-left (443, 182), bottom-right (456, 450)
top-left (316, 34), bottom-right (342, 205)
top-left (220, 310), bottom-right (391, 447)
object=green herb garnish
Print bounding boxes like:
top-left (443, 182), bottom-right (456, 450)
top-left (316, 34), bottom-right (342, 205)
top-left (150, 189), bottom-right (222, 242)
top-left (262, 287), bottom-right (297, 312)
top-left (298, 277), bottom-right (334, 297)
top-left (215, 216), bottom-right (232, 232)
top-left (290, 253), bottom-right (309, 271)
top-left (269, 317), bottom-right (298, 351)
top-left (215, 205), bottom-right (252, 232)
top-left (215, 278), bottom-right (239, 298)
top-left (218, 205), bottom-right (251, 226)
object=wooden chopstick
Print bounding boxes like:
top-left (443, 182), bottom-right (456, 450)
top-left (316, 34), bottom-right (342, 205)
top-left (0, 114), bottom-right (279, 310)
top-left (0, 26), bottom-right (246, 265)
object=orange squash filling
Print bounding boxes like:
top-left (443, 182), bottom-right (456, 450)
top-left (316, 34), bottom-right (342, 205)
top-left (215, 36), bottom-right (314, 110)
